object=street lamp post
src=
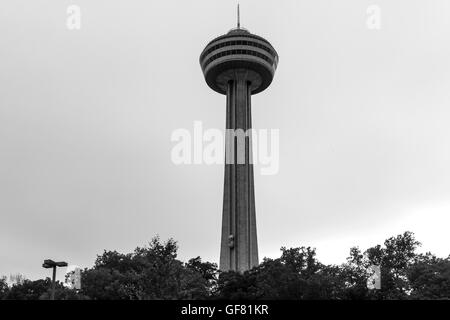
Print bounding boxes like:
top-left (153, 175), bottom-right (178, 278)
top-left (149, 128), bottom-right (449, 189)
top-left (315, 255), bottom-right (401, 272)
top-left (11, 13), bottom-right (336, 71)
top-left (42, 259), bottom-right (68, 300)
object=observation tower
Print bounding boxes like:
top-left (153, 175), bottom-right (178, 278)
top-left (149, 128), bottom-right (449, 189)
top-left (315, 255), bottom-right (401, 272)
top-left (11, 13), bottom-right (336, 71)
top-left (199, 6), bottom-right (279, 272)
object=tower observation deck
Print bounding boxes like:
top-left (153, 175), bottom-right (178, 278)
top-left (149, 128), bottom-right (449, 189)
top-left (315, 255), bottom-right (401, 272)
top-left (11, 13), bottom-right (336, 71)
top-left (199, 10), bottom-right (279, 272)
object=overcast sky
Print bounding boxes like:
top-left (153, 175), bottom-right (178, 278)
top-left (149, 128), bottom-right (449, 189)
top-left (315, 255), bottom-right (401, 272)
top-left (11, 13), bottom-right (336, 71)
top-left (1, 0), bottom-right (450, 282)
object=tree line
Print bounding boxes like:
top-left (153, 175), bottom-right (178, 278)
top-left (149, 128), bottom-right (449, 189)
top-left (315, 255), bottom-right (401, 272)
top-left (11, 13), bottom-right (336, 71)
top-left (1, 231), bottom-right (449, 300)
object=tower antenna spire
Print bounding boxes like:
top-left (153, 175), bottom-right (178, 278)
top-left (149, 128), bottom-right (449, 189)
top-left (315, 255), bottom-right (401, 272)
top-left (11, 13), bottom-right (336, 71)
top-left (237, 3), bottom-right (240, 29)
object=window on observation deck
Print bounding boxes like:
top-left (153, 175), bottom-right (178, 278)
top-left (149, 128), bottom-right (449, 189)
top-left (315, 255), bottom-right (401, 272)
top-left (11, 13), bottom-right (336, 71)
top-left (202, 48), bottom-right (274, 70)
top-left (201, 38), bottom-right (276, 63)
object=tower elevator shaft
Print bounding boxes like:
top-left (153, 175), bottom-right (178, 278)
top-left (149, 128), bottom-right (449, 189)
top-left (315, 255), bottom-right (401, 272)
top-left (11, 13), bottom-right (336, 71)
top-left (220, 71), bottom-right (258, 272)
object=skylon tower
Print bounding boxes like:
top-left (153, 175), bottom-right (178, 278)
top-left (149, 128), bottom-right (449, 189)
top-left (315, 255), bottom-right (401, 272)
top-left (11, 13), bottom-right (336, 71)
top-left (199, 6), bottom-right (279, 272)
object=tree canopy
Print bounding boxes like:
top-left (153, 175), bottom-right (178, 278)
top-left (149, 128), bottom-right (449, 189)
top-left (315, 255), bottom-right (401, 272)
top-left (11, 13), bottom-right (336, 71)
top-left (1, 232), bottom-right (449, 300)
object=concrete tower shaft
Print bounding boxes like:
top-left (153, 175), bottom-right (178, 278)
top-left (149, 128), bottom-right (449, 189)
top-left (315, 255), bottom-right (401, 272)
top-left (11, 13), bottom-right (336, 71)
top-left (220, 70), bottom-right (258, 272)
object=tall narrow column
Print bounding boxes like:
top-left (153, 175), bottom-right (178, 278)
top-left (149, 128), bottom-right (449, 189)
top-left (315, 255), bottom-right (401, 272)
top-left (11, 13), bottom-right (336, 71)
top-left (220, 71), bottom-right (258, 272)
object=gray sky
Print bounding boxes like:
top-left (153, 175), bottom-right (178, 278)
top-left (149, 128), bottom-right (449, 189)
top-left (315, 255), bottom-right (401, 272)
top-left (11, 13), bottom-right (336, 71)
top-left (1, 0), bottom-right (450, 282)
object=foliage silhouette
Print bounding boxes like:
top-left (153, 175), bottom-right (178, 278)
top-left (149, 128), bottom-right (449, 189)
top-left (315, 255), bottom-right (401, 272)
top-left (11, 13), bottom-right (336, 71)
top-left (1, 232), bottom-right (449, 300)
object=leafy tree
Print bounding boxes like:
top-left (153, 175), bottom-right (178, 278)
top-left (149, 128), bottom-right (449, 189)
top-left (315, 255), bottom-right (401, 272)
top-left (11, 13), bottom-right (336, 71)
top-left (408, 253), bottom-right (450, 299)
top-left (2, 278), bottom-right (77, 300)
top-left (0, 276), bottom-right (8, 299)
top-left (213, 231), bottom-right (448, 300)
top-left (338, 247), bottom-right (372, 299)
top-left (253, 258), bottom-right (306, 299)
top-left (184, 257), bottom-right (218, 299)
top-left (4, 278), bottom-right (52, 300)
top-left (215, 248), bottom-right (345, 300)
top-left (365, 231), bottom-right (421, 299)
top-left (2, 232), bottom-right (449, 300)
top-left (80, 236), bottom-right (218, 300)
top-left (215, 270), bottom-right (259, 299)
